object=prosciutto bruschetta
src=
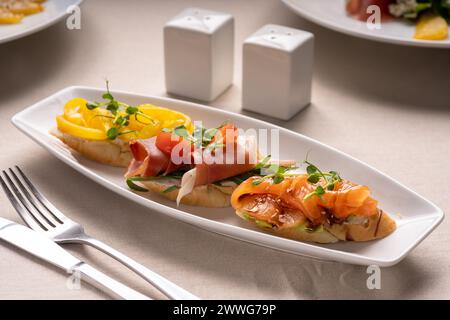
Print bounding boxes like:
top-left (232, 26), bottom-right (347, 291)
top-left (125, 123), bottom-right (268, 207)
top-left (231, 168), bottom-right (396, 243)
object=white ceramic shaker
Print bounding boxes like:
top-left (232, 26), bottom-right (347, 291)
top-left (164, 8), bottom-right (234, 102)
top-left (242, 24), bottom-right (314, 120)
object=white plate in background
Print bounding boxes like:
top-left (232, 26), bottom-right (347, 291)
top-left (11, 86), bottom-right (444, 266)
top-left (0, 0), bottom-right (83, 45)
top-left (282, 0), bottom-right (450, 48)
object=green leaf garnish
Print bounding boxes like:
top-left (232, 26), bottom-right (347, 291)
top-left (173, 125), bottom-right (191, 139)
top-left (272, 175), bottom-right (284, 184)
top-left (303, 158), bottom-right (342, 201)
top-left (126, 106), bottom-right (139, 115)
top-left (252, 178), bottom-right (265, 186)
top-left (86, 102), bottom-right (99, 110)
top-left (255, 155), bottom-right (271, 170)
top-left (162, 185), bottom-right (179, 193)
top-left (249, 156), bottom-right (299, 187)
top-left (84, 81), bottom-right (148, 140)
top-left (106, 101), bottom-right (119, 115)
top-left (203, 128), bottom-right (218, 141)
top-left (102, 92), bottom-right (114, 101)
top-left (307, 173), bottom-right (320, 183)
top-left (306, 164), bottom-right (318, 175)
top-left (126, 178), bottom-right (149, 192)
top-left (106, 127), bottom-right (119, 140)
top-left (315, 185), bottom-right (325, 195)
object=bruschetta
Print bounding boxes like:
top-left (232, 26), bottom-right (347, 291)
top-left (231, 173), bottom-right (396, 243)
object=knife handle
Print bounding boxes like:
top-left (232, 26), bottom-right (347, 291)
top-left (73, 263), bottom-right (151, 300)
top-left (78, 236), bottom-right (199, 300)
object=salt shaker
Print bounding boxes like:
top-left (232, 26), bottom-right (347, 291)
top-left (242, 24), bottom-right (314, 120)
top-left (164, 8), bottom-right (234, 102)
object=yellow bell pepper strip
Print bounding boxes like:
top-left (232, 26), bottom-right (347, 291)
top-left (56, 116), bottom-right (107, 140)
top-left (56, 84), bottom-right (193, 142)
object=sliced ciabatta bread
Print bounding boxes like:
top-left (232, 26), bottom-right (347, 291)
top-left (135, 178), bottom-right (238, 208)
top-left (236, 208), bottom-right (396, 244)
top-left (51, 129), bottom-right (131, 167)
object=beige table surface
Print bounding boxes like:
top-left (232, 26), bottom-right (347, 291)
top-left (1, 0), bottom-right (449, 300)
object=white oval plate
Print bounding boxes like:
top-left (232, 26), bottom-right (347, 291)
top-left (282, 0), bottom-right (450, 48)
top-left (0, 0), bottom-right (83, 45)
top-left (11, 86), bottom-right (444, 266)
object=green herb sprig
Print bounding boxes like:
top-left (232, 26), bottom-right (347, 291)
top-left (86, 81), bottom-right (156, 140)
top-left (251, 155), bottom-right (299, 186)
top-left (303, 159), bottom-right (342, 201)
top-left (126, 171), bottom-right (185, 192)
top-left (162, 123), bottom-right (228, 149)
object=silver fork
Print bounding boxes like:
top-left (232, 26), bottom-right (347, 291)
top-left (1, 166), bottom-right (198, 300)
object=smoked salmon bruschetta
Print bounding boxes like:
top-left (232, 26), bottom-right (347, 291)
top-left (231, 163), bottom-right (397, 243)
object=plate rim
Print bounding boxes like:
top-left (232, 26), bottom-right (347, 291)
top-left (11, 85), bottom-right (445, 266)
top-left (0, 0), bottom-right (84, 45)
top-left (282, 0), bottom-right (450, 48)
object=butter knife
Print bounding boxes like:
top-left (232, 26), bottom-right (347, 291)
top-left (0, 217), bottom-right (150, 300)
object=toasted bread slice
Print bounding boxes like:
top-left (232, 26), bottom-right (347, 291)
top-left (236, 209), bottom-right (340, 243)
top-left (235, 209), bottom-right (396, 244)
top-left (138, 179), bottom-right (237, 208)
top-left (51, 129), bottom-right (131, 167)
top-left (325, 210), bottom-right (396, 242)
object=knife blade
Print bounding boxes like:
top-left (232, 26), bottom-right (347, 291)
top-left (0, 217), bottom-right (150, 300)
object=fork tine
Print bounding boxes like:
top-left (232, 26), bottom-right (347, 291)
top-left (8, 168), bottom-right (58, 228)
top-left (0, 172), bottom-right (48, 231)
top-left (14, 166), bottom-right (66, 223)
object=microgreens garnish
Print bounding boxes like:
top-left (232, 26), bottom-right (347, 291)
top-left (173, 125), bottom-right (193, 140)
top-left (163, 123), bottom-right (229, 149)
top-left (86, 102), bottom-right (100, 110)
top-left (126, 177), bottom-right (150, 192)
top-left (303, 158), bottom-right (342, 201)
top-left (254, 155), bottom-right (271, 170)
top-left (251, 155), bottom-right (299, 186)
top-left (85, 80), bottom-right (156, 140)
top-left (252, 164), bottom-right (289, 186)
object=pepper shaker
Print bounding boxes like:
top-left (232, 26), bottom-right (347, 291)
top-left (242, 24), bottom-right (314, 120)
top-left (164, 8), bottom-right (234, 102)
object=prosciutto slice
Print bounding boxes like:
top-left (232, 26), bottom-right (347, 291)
top-left (176, 136), bottom-right (258, 204)
top-left (126, 125), bottom-right (260, 204)
top-left (125, 137), bottom-right (182, 178)
top-left (126, 124), bottom-right (259, 180)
